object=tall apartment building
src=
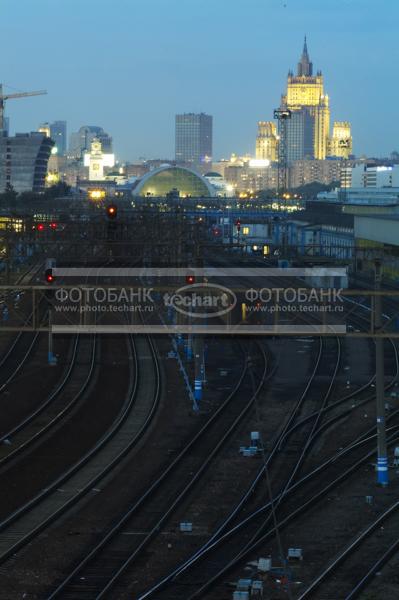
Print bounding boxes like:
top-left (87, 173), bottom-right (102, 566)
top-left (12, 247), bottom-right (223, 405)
top-left (289, 158), bottom-right (343, 188)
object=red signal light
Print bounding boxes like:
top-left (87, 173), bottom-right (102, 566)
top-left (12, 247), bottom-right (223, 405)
top-left (106, 204), bottom-right (117, 219)
top-left (49, 222), bottom-right (57, 230)
top-left (36, 223), bottom-right (45, 231)
top-left (185, 274), bottom-right (196, 285)
top-left (45, 268), bottom-right (54, 283)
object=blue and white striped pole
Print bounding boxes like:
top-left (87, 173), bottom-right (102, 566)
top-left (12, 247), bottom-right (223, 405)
top-left (377, 455), bottom-right (388, 486)
top-left (375, 260), bottom-right (388, 486)
top-left (185, 337), bottom-right (193, 360)
top-left (193, 335), bottom-right (203, 411)
top-left (194, 378), bottom-right (202, 403)
top-left (48, 309), bottom-right (57, 366)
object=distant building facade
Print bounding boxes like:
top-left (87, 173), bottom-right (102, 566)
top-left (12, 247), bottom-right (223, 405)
top-left (0, 132), bottom-right (54, 193)
top-left (317, 164), bottom-right (399, 208)
top-left (221, 156), bottom-right (277, 194)
top-left (69, 125), bottom-right (112, 159)
top-left (345, 164), bottom-right (399, 188)
top-left (289, 158), bottom-right (343, 188)
top-left (175, 113), bottom-right (212, 167)
top-left (39, 120), bottom-right (67, 155)
top-left (328, 122), bottom-right (352, 158)
top-left (256, 121), bottom-right (278, 162)
top-left (50, 120), bottom-right (67, 155)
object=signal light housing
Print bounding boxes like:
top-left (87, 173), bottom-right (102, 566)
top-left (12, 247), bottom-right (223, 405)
top-left (106, 204), bottom-right (117, 219)
top-left (45, 268), bottom-right (54, 284)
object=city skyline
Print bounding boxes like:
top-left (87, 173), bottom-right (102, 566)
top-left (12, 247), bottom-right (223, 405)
top-left (2, 0), bottom-right (398, 161)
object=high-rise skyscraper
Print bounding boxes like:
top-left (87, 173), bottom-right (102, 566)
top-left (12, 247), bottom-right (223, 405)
top-left (50, 120), bottom-right (67, 155)
top-left (279, 37), bottom-right (330, 161)
top-left (39, 121), bottom-right (67, 155)
top-left (175, 113), bottom-right (212, 167)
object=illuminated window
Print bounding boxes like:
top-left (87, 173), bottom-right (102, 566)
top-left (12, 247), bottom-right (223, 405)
top-left (242, 227), bottom-right (250, 235)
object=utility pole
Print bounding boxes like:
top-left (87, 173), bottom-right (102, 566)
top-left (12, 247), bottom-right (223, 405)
top-left (374, 258), bottom-right (388, 486)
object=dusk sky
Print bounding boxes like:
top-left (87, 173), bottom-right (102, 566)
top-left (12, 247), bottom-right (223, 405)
top-left (2, 0), bottom-right (398, 161)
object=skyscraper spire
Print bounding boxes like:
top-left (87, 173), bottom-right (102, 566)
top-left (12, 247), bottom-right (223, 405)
top-left (303, 35), bottom-right (308, 56)
top-left (297, 35), bottom-right (313, 77)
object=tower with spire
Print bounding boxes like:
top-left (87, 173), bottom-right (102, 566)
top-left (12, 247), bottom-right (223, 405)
top-left (279, 36), bottom-right (330, 160)
top-left (297, 36), bottom-right (313, 77)
top-left (274, 37), bottom-right (352, 166)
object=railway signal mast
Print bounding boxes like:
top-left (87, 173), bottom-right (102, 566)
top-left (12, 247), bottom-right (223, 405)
top-left (0, 84), bottom-right (47, 131)
top-left (274, 108), bottom-right (291, 196)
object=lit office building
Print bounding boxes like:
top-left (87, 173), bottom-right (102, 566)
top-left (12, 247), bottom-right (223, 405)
top-left (50, 120), bottom-right (67, 155)
top-left (0, 132), bottom-right (54, 193)
top-left (175, 113), bottom-right (212, 167)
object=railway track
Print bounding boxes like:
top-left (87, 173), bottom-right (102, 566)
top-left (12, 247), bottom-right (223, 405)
top-left (133, 271), bottom-right (399, 599)
top-left (44, 322), bottom-right (358, 599)
top-left (0, 262), bottom-right (45, 392)
top-left (0, 332), bottom-right (160, 568)
top-left (0, 263), bottom-right (105, 460)
top-left (296, 498), bottom-right (399, 599)
top-left (42, 341), bottom-right (268, 599)
top-left (0, 258), bottom-right (133, 462)
top-left (175, 419), bottom-right (399, 600)
top-left (5, 257), bottom-right (398, 599)
top-left (134, 339), bottom-right (346, 599)
top-left (0, 334), bottom-right (95, 466)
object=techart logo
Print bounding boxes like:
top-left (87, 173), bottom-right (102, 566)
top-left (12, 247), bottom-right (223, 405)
top-left (164, 283), bottom-right (237, 319)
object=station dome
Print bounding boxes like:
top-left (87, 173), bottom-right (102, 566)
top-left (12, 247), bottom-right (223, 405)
top-left (132, 165), bottom-right (216, 197)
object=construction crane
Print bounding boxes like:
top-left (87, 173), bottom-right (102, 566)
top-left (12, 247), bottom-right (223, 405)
top-left (0, 83), bottom-right (47, 131)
